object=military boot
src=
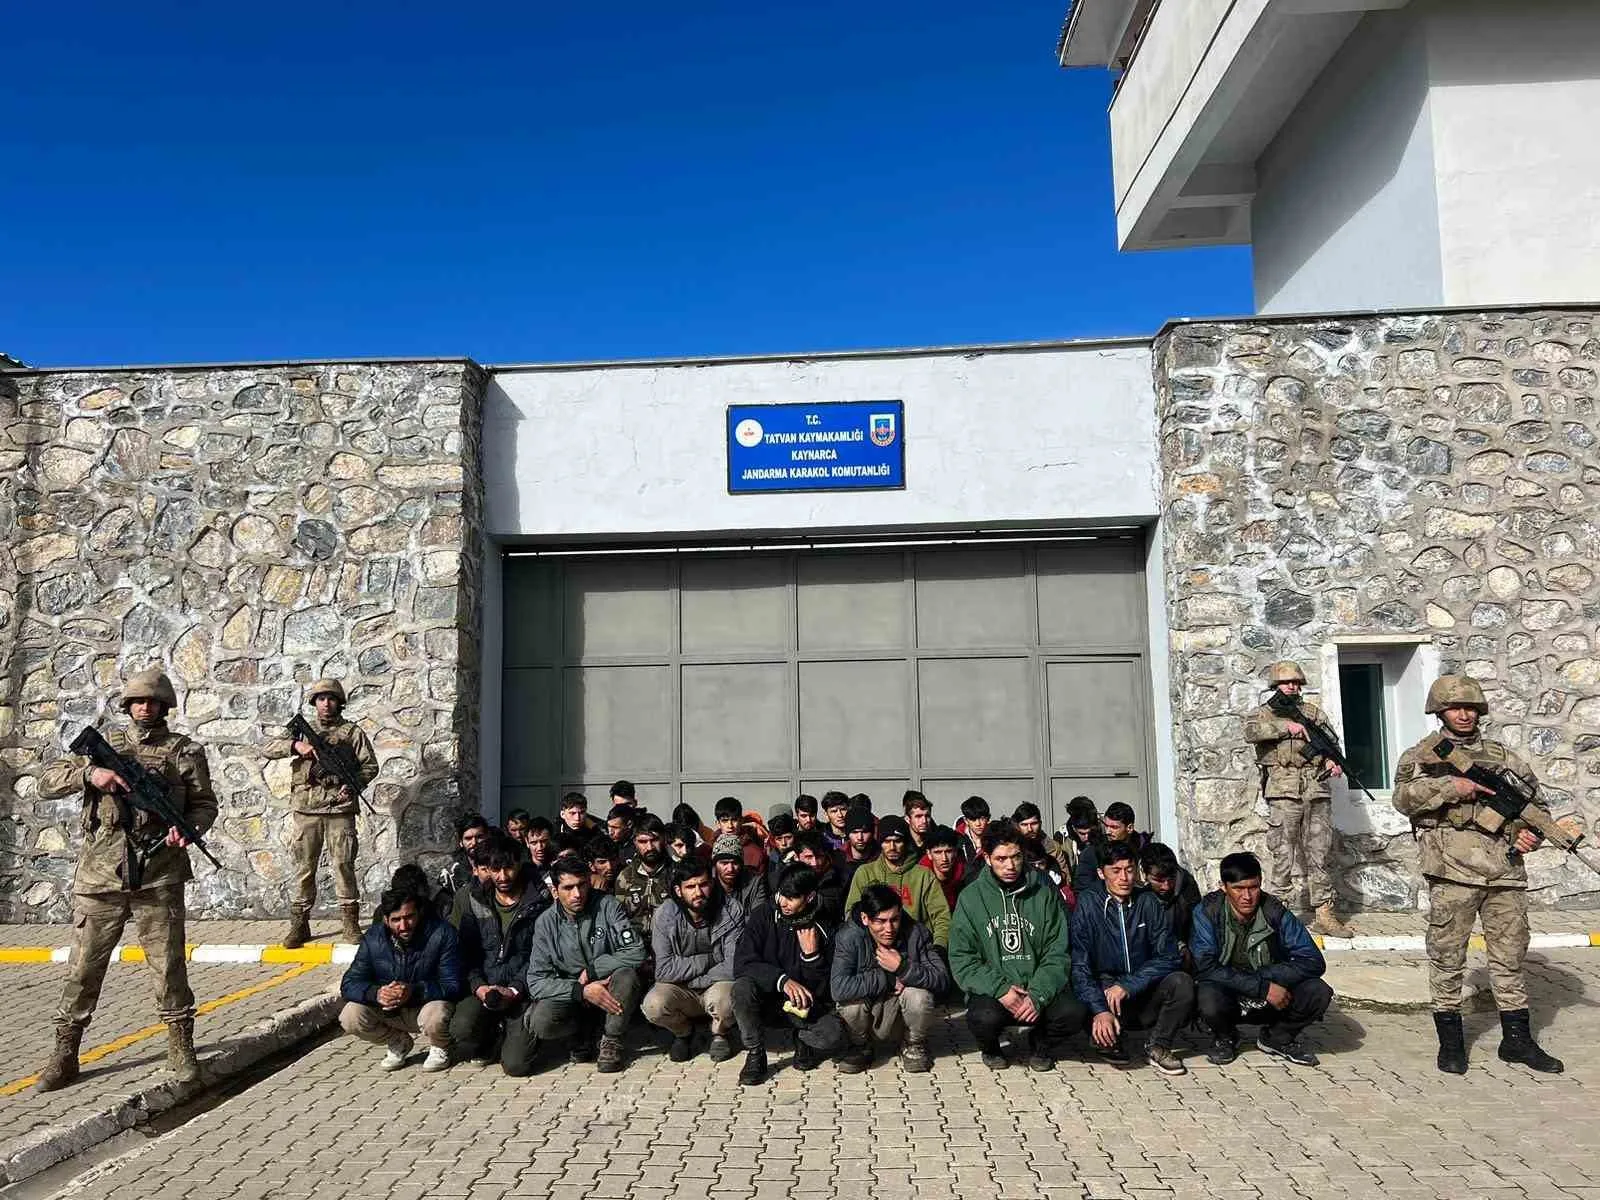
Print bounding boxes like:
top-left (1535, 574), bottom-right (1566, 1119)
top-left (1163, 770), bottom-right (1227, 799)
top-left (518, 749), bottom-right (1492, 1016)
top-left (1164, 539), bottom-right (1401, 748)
top-left (1432, 1011), bottom-right (1468, 1075)
top-left (282, 907), bottom-right (311, 950)
top-left (1497, 1009), bottom-right (1563, 1074)
top-left (35, 1024), bottom-right (84, 1093)
top-left (340, 902), bottom-right (363, 944)
top-left (166, 1019), bottom-right (201, 1084)
top-left (1311, 904), bottom-right (1354, 939)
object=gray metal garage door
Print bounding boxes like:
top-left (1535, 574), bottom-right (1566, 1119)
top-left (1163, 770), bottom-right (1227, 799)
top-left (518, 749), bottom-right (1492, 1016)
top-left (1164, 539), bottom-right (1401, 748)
top-left (501, 538), bottom-right (1155, 831)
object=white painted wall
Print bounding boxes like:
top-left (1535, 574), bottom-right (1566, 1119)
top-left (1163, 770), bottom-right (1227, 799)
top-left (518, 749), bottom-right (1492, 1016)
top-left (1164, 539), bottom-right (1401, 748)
top-left (483, 343), bottom-right (1161, 540)
top-left (1253, 9), bottom-right (1443, 314)
top-left (1428, 0), bottom-right (1600, 307)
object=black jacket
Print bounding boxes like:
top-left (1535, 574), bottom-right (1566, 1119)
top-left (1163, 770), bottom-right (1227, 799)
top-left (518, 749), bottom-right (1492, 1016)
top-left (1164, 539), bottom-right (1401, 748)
top-left (457, 883), bottom-right (550, 995)
top-left (341, 914), bottom-right (464, 1007)
top-left (733, 900), bottom-right (835, 1003)
top-left (1155, 867), bottom-right (1202, 950)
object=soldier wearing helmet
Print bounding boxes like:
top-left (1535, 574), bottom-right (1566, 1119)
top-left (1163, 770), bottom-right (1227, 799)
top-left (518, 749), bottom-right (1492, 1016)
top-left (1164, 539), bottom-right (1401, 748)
top-left (1394, 674), bottom-right (1563, 1077)
top-left (33, 667), bottom-right (218, 1094)
top-left (264, 678), bottom-right (378, 947)
top-left (1242, 661), bottom-right (1353, 938)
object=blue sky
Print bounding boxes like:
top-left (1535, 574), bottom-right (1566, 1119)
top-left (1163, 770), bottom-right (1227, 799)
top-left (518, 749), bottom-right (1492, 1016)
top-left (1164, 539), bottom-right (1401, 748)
top-left (3, 3), bottom-right (1251, 367)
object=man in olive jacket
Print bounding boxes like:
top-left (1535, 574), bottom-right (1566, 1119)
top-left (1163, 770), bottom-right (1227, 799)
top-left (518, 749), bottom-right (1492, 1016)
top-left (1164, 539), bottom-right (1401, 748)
top-left (949, 820), bottom-right (1085, 1071)
top-left (524, 855), bottom-right (647, 1073)
top-left (843, 816), bottom-right (951, 947)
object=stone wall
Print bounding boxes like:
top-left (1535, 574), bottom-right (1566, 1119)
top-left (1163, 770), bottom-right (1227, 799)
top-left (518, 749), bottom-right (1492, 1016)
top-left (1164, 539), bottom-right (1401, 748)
top-left (0, 361), bottom-right (488, 920)
top-left (1157, 309), bottom-right (1600, 909)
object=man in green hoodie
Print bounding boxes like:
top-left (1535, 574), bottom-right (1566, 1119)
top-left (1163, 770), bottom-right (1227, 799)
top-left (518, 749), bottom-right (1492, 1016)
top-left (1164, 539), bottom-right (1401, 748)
top-left (844, 817), bottom-right (951, 948)
top-left (949, 819), bottom-right (1085, 1071)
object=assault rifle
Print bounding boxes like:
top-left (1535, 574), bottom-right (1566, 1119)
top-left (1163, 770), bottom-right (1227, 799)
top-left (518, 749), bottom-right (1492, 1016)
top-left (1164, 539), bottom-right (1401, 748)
top-left (69, 725), bottom-right (223, 889)
top-left (1430, 736), bottom-right (1600, 874)
top-left (1266, 690), bottom-right (1382, 805)
top-left (287, 713), bottom-right (376, 815)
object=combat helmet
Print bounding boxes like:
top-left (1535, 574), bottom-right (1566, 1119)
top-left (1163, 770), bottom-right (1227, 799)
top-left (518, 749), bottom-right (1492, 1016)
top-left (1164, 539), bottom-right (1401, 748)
top-left (307, 678), bottom-right (347, 705)
top-left (1425, 674), bottom-right (1487, 715)
top-left (1265, 660), bottom-right (1307, 686)
top-left (120, 668), bottom-right (177, 711)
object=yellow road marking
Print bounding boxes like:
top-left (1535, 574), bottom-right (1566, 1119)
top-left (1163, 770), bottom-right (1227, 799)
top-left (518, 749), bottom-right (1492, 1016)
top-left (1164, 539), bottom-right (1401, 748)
top-left (261, 944), bottom-right (333, 965)
top-left (0, 961), bottom-right (323, 1097)
top-left (0, 948), bottom-right (56, 964)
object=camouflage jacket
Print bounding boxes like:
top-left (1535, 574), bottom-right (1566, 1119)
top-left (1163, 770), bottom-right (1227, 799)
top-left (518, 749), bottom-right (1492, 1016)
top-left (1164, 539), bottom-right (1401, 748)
top-left (39, 721), bottom-right (218, 895)
top-left (263, 717), bottom-right (378, 815)
top-left (1243, 701), bottom-right (1333, 801)
top-left (614, 858), bottom-right (672, 940)
top-left (1392, 730), bottom-right (1541, 888)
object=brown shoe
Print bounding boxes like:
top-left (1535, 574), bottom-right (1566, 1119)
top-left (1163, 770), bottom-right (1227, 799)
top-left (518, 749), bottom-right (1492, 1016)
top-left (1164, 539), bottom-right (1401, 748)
top-left (595, 1035), bottom-right (627, 1074)
top-left (282, 909), bottom-right (311, 950)
top-left (1312, 904), bottom-right (1354, 939)
top-left (35, 1024), bottom-right (83, 1093)
top-left (340, 903), bottom-right (363, 944)
top-left (166, 1019), bottom-right (201, 1084)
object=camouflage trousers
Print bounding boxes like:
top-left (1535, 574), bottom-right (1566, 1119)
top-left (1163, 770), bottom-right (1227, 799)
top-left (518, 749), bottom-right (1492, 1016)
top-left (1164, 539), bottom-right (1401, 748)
top-left (1265, 796), bottom-right (1335, 910)
top-left (1425, 878), bottom-right (1529, 1012)
top-left (291, 812), bottom-right (359, 912)
top-left (57, 886), bottom-right (194, 1029)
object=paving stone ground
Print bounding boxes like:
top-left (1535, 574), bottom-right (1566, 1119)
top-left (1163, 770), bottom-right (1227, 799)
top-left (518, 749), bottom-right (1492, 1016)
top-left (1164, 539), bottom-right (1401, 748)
top-left (0, 919), bottom-right (348, 948)
top-left (0, 962), bottom-right (340, 1152)
top-left (26, 948), bottom-right (1600, 1200)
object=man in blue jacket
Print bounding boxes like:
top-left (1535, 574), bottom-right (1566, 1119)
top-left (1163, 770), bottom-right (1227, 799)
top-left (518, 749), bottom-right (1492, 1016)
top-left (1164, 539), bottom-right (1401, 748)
top-left (524, 854), bottom-right (648, 1073)
top-left (831, 883), bottom-right (951, 1073)
top-left (1191, 851), bottom-right (1333, 1067)
top-left (1069, 842), bottom-right (1194, 1076)
top-left (339, 876), bottom-right (464, 1072)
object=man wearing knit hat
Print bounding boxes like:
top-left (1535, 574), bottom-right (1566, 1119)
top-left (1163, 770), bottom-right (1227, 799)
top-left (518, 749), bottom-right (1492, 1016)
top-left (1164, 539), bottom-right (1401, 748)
top-left (844, 816), bottom-right (951, 948)
top-left (841, 806), bottom-right (880, 889)
top-left (713, 833), bottom-right (769, 915)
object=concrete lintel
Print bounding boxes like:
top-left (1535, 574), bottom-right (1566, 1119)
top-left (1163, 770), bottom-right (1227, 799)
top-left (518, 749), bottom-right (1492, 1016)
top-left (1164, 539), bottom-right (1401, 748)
top-left (1174, 163), bottom-right (1258, 207)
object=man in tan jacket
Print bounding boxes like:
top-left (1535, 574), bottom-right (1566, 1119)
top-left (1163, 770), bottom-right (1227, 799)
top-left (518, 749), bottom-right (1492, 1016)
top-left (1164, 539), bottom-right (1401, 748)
top-left (265, 678), bottom-right (378, 947)
top-left (35, 668), bottom-right (218, 1092)
top-left (1393, 674), bottom-right (1562, 1076)
top-left (1243, 661), bottom-right (1352, 938)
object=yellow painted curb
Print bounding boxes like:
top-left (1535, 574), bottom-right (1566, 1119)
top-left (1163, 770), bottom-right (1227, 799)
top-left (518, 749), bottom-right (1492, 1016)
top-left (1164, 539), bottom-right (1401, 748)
top-left (0, 948), bottom-right (55, 964)
top-left (1589, 932), bottom-right (1600, 946)
top-left (261, 944), bottom-right (333, 964)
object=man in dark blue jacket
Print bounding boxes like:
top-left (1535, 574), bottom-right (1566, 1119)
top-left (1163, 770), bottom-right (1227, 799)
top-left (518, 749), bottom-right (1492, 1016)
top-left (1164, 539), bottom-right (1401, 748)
top-left (447, 834), bottom-right (549, 1074)
top-left (731, 865), bottom-right (846, 1085)
top-left (340, 876), bottom-right (464, 1072)
top-left (1191, 851), bottom-right (1333, 1067)
top-left (1070, 842), bottom-right (1194, 1075)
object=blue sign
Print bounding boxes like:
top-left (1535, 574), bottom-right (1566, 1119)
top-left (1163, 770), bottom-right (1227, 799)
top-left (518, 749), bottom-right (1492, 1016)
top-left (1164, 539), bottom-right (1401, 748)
top-left (727, 400), bottom-right (905, 494)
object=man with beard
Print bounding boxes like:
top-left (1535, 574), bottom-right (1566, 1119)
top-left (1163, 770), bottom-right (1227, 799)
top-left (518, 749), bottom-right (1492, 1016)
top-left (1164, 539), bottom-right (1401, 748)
top-left (615, 815), bottom-right (673, 940)
top-left (642, 858), bottom-right (747, 1062)
top-left (950, 821), bottom-right (1085, 1071)
top-left (449, 834), bottom-right (548, 1074)
top-left (920, 824), bottom-right (968, 914)
top-left (435, 813), bottom-right (490, 917)
top-left (794, 793), bottom-right (819, 834)
top-left (731, 864), bottom-right (846, 1084)
top-left (793, 830), bottom-right (846, 927)
top-left (713, 834), bottom-right (770, 914)
top-left (1140, 842), bottom-right (1202, 971)
top-left (1012, 802), bottom-right (1071, 897)
top-left (832, 884), bottom-right (950, 1073)
top-left (525, 855), bottom-right (646, 1073)
top-left (902, 790), bottom-right (934, 852)
top-left (339, 877), bottom-right (463, 1073)
top-left (841, 807), bottom-right (880, 888)
top-left (844, 816), bottom-right (951, 949)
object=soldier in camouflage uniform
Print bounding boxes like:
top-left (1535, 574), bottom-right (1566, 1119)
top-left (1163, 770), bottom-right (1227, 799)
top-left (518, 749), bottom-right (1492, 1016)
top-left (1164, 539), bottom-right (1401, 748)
top-left (264, 679), bottom-right (378, 947)
top-left (1243, 661), bottom-right (1354, 938)
top-left (35, 669), bottom-right (219, 1092)
top-left (1393, 674), bottom-right (1563, 1076)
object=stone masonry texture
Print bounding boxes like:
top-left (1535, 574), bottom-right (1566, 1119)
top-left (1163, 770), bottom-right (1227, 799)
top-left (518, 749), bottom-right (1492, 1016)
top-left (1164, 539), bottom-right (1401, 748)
top-left (0, 362), bottom-right (488, 920)
top-left (1157, 310), bottom-right (1600, 910)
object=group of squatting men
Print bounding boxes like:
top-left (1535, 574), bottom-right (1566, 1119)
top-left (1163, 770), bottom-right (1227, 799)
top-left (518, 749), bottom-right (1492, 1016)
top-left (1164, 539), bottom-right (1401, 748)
top-left (32, 659), bottom-right (1566, 1092)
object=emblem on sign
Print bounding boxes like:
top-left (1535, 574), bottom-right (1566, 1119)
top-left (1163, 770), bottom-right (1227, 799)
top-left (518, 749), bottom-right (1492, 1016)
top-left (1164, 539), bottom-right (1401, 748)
top-left (735, 418), bottom-right (765, 448)
top-left (870, 413), bottom-right (896, 447)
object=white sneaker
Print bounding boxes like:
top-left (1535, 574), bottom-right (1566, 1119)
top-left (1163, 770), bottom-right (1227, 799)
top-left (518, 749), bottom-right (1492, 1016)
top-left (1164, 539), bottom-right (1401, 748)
top-left (381, 1038), bottom-right (411, 1071)
top-left (421, 1046), bottom-right (451, 1072)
